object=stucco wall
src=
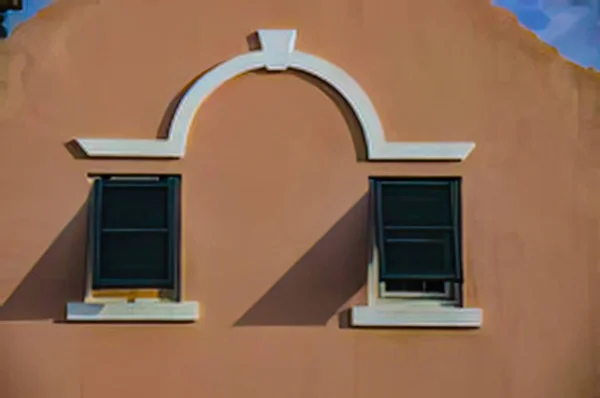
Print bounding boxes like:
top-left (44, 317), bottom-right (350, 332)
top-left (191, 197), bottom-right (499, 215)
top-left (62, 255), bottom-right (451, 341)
top-left (0, 0), bottom-right (599, 397)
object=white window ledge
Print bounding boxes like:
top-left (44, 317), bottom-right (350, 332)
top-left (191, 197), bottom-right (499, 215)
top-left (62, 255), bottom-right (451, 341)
top-left (66, 301), bottom-right (199, 322)
top-left (350, 305), bottom-right (482, 328)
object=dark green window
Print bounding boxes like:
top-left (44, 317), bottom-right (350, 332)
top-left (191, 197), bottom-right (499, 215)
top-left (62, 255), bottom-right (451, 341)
top-left (88, 176), bottom-right (181, 292)
top-left (372, 177), bottom-right (462, 289)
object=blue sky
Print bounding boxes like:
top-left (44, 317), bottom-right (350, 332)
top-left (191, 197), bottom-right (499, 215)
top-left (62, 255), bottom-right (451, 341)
top-left (4, 0), bottom-right (54, 36)
top-left (4, 0), bottom-right (600, 71)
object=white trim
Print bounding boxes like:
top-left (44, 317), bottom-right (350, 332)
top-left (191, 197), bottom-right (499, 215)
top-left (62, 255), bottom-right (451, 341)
top-left (350, 305), bottom-right (482, 328)
top-left (66, 301), bottom-right (199, 322)
top-left (75, 29), bottom-right (475, 161)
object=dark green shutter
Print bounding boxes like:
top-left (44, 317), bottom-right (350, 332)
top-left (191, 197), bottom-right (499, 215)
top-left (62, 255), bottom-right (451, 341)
top-left (90, 176), bottom-right (181, 290)
top-left (372, 178), bottom-right (462, 283)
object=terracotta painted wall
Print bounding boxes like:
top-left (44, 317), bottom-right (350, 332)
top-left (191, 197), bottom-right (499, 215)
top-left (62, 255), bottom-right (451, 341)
top-left (0, 0), bottom-right (599, 397)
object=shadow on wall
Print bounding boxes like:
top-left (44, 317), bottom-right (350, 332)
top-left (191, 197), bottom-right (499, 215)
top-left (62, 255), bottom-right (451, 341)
top-left (289, 70), bottom-right (367, 161)
top-left (245, 30), bottom-right (367, 160)
top-left (0, 202), bottom-right (87, 322)
top-left (234, 194), bottom-right (369, 327)
top-left (0, 193), bottom-right (369, 325)
top-left (155, 63), bottom-right (222, 140)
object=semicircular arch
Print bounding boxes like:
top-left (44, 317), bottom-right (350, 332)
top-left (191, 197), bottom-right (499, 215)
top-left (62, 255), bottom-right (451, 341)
top-left (75, 29), bottom-right (474, 161)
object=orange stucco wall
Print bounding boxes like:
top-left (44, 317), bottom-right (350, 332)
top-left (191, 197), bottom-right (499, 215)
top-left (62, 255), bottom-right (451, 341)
top-left (0, 0), bottom-right (599, 397)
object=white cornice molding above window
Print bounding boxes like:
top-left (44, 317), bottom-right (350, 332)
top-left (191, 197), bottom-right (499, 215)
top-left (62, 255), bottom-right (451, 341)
top-left (493, 0), bottom-right (600, 71)
top-left (74, 29), bottom-right (476, 161)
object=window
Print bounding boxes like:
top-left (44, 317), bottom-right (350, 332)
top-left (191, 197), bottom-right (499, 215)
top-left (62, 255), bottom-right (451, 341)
top-left (344, 176), bottom-right (480, 327)
top-left (87, 175), bottom-right (181, 297)
top-left (371, 177), bottom-right (462, 306)
top-left (67, 174), bottom-right (198, 322)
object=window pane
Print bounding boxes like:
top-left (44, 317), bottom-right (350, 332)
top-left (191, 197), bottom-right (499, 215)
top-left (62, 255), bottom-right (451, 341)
top-left (99, 232), bottom-right (169, 282)
top-left (101, 186), bottom-right (168, 229)
top-left (380, 182), bottom-right (453, 226)
top-left (424, 281), bottom-right (446, 293)
top-left (386, 280), bottom-right (446, 293)
top-left (381, 230), bottom-right (455, 279)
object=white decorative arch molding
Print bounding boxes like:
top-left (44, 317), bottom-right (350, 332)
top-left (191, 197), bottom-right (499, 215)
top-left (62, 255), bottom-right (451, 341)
top-left (75, 30), bottom-right (475, 161)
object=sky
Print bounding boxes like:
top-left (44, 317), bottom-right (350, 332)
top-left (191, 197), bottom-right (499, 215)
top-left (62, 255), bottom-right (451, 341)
top-left (4, 0), bottom-right (54, 36)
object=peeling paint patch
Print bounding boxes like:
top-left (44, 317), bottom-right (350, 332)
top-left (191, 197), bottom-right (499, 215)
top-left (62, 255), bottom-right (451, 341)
top-left (493, 0), bottom-right (600, 71)
top-left (4, 0), bottom-right (54, 37)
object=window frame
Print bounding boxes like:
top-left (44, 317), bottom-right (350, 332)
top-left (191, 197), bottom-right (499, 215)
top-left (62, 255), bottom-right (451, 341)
top-left (87, 175), bottom-right (182, 296)
top-left (368, 177), bottom-right (464, 307)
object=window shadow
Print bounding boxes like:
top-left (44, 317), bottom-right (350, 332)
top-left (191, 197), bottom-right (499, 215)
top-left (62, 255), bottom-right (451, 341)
top-left (234, 194), bottom-right (369, 327)
top-left (0, 203), bottom-right (88, 322)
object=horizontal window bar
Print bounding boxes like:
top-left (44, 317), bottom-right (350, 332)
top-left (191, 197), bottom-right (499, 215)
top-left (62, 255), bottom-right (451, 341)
top-left (102, 182), bottom-right (170, 188)
top-left (384, 238), bottom-right (446, 243)
top-left (96, 278), bottom-right (173, 283)
top-left (384, 226), bottom-right (454, 230)
top-left (93, 279), bottom-right (174, 289)
top-left (381, 291), bottom-right (450, 299)
top-left (108, 176), bottom-right (161, 181)
top-left (101, 228), bottom-right (169, 233)
top-left (377, 181), bottom-right (454, 186)
top-left (382, 275), bottom-right (462, 281)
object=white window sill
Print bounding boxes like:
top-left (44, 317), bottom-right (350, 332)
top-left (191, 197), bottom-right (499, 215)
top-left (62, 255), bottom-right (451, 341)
top-left (350, 305), bottom-right (482, 328)
top-left (66, 301), bottom-right (199, 322)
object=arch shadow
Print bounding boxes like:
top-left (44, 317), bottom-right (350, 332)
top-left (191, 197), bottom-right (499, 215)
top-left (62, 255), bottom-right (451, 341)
top-left (234, 194), bottom-right (368, 326)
